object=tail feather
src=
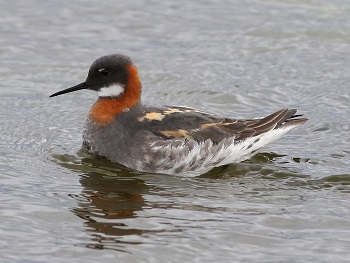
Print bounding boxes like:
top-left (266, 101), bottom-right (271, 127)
top-left (278, 109), bottom-right (308, 128)
top-left (252, 108), bottom-right (307, 136)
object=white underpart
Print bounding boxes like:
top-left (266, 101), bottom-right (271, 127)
top-left (149, 124), bottom-right (300, 177)
top-left (98, 84), bottom-right (125, 97)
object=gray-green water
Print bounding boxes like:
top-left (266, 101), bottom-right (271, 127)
top-left (1, 0), bottom-right (350, 262)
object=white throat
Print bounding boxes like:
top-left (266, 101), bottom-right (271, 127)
top-left (98, 84), bottom-right (125, 97)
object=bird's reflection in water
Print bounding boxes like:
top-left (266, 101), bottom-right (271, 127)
top-left (57, 151), bottom-right (289, 252)
top-left (59, 155), bottom-right (153, 252)
top-left (73, 171), bottom-right (147, 251)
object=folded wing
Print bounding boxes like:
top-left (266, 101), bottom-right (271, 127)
top-left (138, 106), bottom-right (307, 143)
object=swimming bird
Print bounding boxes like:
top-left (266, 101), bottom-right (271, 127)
top-left (50, 54), bottom-right (308, 176)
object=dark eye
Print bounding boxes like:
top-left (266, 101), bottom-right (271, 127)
top-left (98, 68), bottom-right (110, 76)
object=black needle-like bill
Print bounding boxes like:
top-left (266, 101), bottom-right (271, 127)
top-left (49, 82), bottom-right (89, 97)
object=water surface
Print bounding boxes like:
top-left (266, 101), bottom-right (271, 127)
top-left (1, 0), bottom-right (350, 262)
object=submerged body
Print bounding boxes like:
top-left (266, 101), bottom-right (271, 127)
top-left (50, 54), bottom-right (308, 176)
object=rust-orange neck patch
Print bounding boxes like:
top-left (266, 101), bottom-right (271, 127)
top-left (89, 65), bottom-right (141, 125)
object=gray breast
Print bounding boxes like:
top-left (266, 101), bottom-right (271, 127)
top-left (82, 104), bottom-right (160, 171)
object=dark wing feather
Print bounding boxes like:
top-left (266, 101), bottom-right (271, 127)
top-left (137, 106), bottom-right (307, 143)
